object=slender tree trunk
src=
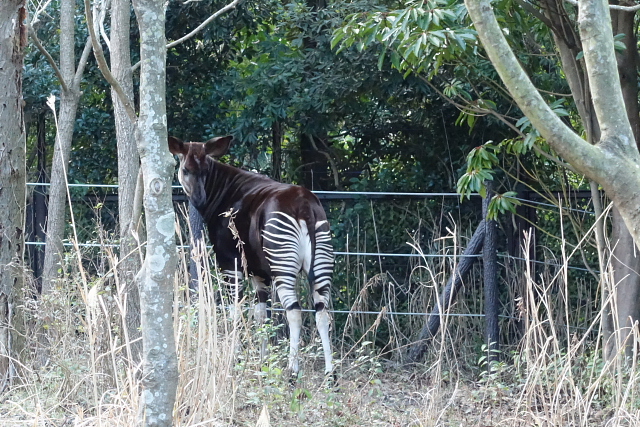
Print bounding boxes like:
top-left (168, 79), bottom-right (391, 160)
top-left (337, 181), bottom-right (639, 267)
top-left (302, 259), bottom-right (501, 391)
top-left (132, 0), bottom-right (178, 423)
top-left (30, 112), bottom-right (47, 291)
top-left (188, 202), bottom-right (205, 296)
top-left (482, 181), bottom-right (499, 366)
top-left (111, 0), bottom-right (142, 360)
top-left (408, 220), bottom-right (486, 363)
top-left (271, 120), bottom-right (283, 182)
top-left (0, 0), bottom-right (26, 388)
top-left (538, 0), bottom-right (640, 362)
top-left (41, 0), bottom-right (84, 294)
top-left (298, 0), bottom-right (330, 191)
top-left (607, 8), bottom-right (640, 362)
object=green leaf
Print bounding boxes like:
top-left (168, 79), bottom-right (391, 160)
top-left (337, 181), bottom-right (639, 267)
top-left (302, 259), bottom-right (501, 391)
top-left (377, 49), bottom-right (387, 70)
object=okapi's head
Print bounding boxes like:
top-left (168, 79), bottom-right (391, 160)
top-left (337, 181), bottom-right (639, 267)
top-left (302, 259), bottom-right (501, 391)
top-left (168, 135), bottom-right (233, 207)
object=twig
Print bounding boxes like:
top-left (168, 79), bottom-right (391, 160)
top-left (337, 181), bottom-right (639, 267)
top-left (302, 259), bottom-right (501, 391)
top-left (97, 0), bottom-right (111, 51)
top-left (84, 0), bottom-right (137, 122)
top-left (27, 25), bottom-right (68, 92)
top-left (73, 36), bottom-right (94, 89)
top-left (308, 135), bottom-right (344, 190)
top-left (564, 0), bottom-right (640, 12)
top-left (131, 0), bottom-right (243, 71)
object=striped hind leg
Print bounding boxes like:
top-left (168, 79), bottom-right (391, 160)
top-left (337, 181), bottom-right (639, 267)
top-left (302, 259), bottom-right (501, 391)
top-left (310, 221), bottom-right (335, 374)
top-left (274, 273), bottom-right (302, 375)
top-left (263, 212), bottom-right (305, 374)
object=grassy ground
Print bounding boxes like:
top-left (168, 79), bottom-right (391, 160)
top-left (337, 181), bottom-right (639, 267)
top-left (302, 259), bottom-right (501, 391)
top-left (1, 277), bottom-right (640, 427)
top-left (2, 230), bottom-right (640, 426)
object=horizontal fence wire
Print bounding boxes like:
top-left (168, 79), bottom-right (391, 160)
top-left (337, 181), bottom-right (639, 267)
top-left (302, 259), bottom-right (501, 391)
top-left (23, 241), bottom-right (597, 273)
top-left (242, 307), bottom-right (589, 331)
top-left (25, 182), bottom-right (596, 214)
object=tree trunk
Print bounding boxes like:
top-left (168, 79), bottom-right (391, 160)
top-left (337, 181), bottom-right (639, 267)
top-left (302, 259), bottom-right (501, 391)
top-left (483, 181), bottom-right (499, 366)
top-left (0, 0), bottom-right (26, 389)
top-left (298, 0), bottom-right (331, 191)
top-left (188, 202), bottom-right (205, 296)
top-left (30, 112), bottom-right (47, 291)
top-left (111, 0), bottom-right (142, 360)
top-left (131, 0), bottom-right (178, 423)
top-left (408, 220), bottom-right (485, 363)
top-left (606, 8), bottom-right (640, 362)
top-left (299, 133), bottom-right (330, 190)
top-left (271, 120), bottom-right (283, 182)
top-left (41, 0), bottom-right (84, 294)
top-left (537, 0), bottom-right (640, 362)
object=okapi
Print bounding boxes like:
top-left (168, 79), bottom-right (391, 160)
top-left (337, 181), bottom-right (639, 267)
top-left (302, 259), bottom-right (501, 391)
top-left (168, 135), bottom-right (334, 375)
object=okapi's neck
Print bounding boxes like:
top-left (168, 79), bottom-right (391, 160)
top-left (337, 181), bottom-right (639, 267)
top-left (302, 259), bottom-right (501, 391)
top-left (198, 158), bottom-right (268, 222)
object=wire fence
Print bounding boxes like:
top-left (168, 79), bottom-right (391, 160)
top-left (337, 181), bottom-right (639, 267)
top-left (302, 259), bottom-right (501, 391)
top-left (26, 181), bottom-right (597, 215)
top-left (24, 182), bottom-right (599, 329)
top-left (23, 241), bottom-right (597, 274)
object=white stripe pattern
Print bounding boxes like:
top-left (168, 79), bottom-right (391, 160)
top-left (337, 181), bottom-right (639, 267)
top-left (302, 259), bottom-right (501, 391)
top-left (262, 212), bottom-right (333, 310)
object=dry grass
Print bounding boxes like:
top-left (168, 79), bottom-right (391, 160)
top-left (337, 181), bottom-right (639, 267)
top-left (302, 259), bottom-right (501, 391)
top-left (2, 220), bottom-right (640, 427)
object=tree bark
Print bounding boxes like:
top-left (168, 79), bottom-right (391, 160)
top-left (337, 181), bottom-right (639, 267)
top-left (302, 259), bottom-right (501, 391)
top-left (41, 0), bottom-right (92, 294)
top-left (188, 202), bottom-right (205, 296)
top-left (606, 7), bottom-right (640, 362)
top-left (30, 112), bottom-right (47, 290)
top-left (131, 0), bottom-right (178, 424)
top-left (111, 0), bottom-right (142, 360)
top-left (271, 120), bottom-right (283, 182)
top-left (483, 181), bottom-right (499, 366)
top-left (0, 0), bottom-right (26, 389)
top-left (408, 220), bottom-right (485, 362)
top-left (537, 0), bottom-right (640, 362)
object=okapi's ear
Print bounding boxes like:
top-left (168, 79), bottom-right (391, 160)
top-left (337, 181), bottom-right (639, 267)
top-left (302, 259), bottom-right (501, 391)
top-left (168, 136), bottom-right (187, 156)
top-left (204, 135), bottom-right (233, 158)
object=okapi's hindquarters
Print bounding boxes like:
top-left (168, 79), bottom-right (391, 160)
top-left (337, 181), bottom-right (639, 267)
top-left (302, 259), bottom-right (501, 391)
top-left (262, 212), bottom-right (335, 375)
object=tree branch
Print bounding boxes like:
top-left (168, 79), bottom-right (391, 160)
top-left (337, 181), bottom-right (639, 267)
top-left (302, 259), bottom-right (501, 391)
top-left (308, 135), bottom-right (344, 190)
top-left (27, 25), bottom-right (68, 92)
top-left (131, 0), bottom-right (243, 71)
top-left (565, 0), bottom-right (640, 12)
top-left (514, 0), bottom-right (555, 27)
top-left (98, 0), bottom-right (111, 51)
top-left (167, 0), bottom-right (242, 49)
top-left (577, 0), bottom-right (635, 154)
top-left (84, 0), bottom-right (137, 122)
top-left (73, 36), bottom-right (94, 89)
top-left (464, 0), bottom-right (602, 179)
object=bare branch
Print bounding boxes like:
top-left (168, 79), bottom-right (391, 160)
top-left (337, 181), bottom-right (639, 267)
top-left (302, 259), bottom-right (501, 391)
top-left (28, 0), bottom-right (54, 25)
top-left (98, 0), bottom-right (111, 50)
top-left (131, 0), bottom-right (243, 71)
top-left (166, 0), bottom-right (242, 49)
top-left (27, 24), bottom-right (68, 92)
top-left (513, 0), bottom-right (554, 27)
top-left (84, 0), bottom-right (137, 122)
top-left (73, 36), bottom-right (94, 88)
top-left (565, 0), bottom-right (640, 12)
top-left (465, 0), bottom-right (602, 178)
top-left (308, 135), bottom-right (344, 191)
